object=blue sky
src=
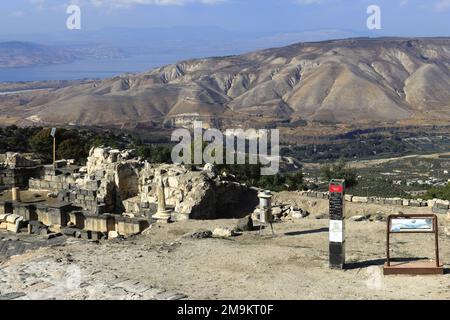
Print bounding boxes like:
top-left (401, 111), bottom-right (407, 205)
top-left (1, 0), bottom-right (449, 37)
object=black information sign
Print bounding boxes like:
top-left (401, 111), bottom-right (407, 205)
top-left (329, 179), bottom-right (345, 269)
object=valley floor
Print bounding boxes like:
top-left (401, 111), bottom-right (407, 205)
top-left (0, 214), bottom-right (449, 300)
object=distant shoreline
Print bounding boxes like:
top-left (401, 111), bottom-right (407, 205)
top-left (0, 88), bottom-right (53, 95)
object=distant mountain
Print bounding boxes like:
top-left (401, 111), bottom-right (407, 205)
top-left (1, 37), bottom-right (449, 128)
top-left (0, 41), bottom-right (125, 68)
top-left (0, 42), bottom-right (74, 68)
top-left (0, 27), bottom-right (364, 57)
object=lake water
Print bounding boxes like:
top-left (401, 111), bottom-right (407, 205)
top-left (0, 52), bottom-right (202, 82)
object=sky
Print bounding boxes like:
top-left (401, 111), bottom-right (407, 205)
top-left (1, 0), bottom-right (449, 38)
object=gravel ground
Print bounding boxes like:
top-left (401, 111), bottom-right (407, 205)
top-left (0, 215), bottom-right (449, 300)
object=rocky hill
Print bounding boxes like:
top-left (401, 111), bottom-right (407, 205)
top-left (1, 37), bottom-right (449, 128)
top-left (0, 42), bottom-right (75, 68)
top-left (0, 41), bottom-right (124, 68)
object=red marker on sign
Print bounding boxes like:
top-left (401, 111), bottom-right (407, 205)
top-left (329, 184), bottom-right (344, 193)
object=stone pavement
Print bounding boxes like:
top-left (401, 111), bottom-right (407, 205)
top-left (0, 232), bottom-right (187, 300)
top-left (0, 234), bottom-right (65, 260)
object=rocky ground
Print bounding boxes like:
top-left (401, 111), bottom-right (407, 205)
top-left (0, 205), bottom-right (449, 300)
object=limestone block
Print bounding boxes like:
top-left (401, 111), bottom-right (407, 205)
top-left (409, 200), bottom-right (421, 207)
top-left (213, 227), bottom-right (236, 238)
top-left (6, 214), bottom-right (21, 224)
top-left (6, 216), bottom-right (23, 233)
top-left (108, 231), bottom-right (119, 239)
top-left (427, 199), bottom-right (437, 208)
top-left (68, 211), bottom-right (85, 229)
top-left (168, 176), bottom-right (179, 188)
top-left (436, 200), bottom-right (449, 210)
top-left (115, 217), bottom-right (149, 236)
top-left (84, 215), bottom-right (115, 233)
top-left (352, 196), bottom-right (368, 203)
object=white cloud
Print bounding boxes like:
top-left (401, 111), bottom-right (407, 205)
top-left (90, 0), bottom-right (226, 8)
top-left (292, 0), bottom-right (322, 4)
top-left (434, 0), bottom-right (450, 11)
top-left (12, 10), bottom-right (26, 17)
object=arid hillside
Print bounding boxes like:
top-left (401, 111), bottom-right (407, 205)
top-left (1, 37), bottom-right (449, 128)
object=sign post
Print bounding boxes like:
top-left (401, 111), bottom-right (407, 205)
top-left (50, 128), bottom-right (56, 168)
top-left (329, 179), bottom-right (345, 269)
top-left (384, 214), bottom-right (443, 275)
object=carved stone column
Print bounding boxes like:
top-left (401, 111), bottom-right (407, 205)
top-left (152, 178), bottom-right (172, 222)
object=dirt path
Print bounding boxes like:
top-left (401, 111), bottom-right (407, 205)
top-left (1, 217), bottom-right (449, 300)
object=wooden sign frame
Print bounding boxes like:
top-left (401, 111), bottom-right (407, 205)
top-left (384, 214), bottom-right (443, 275)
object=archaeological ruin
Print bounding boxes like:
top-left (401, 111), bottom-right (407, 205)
top-left (0, 147), bottom-right (449, 242)
top-left (0, 147), bottom-right (258, 240)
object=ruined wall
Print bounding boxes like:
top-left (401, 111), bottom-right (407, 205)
top-left (0, 153), bottom-right (42, 189)
top-left (296, 190), bottom-right (450, 214)
top-left (24, 147), bottom-right (258, 220)
top-left (138, 163), bottom-right (216, 219)
top-left (0, 166), bottom-right (43, 189)
top-left (84, 147), bottom-right (256, 219)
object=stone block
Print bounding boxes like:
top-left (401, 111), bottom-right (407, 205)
top-left (61, 227), bottom-right (77, 237)
top-left (352, 196), bottom-right (368, 203)
top-left (29, 220), bottom-right (47, 234)
top-left (108, 230), bottom-right (119, 239)
top-left (432, 205), bottom-right (449, 214)
top-left (84, 214), bottom-right (115, 233)
top-left (213, 227), bottom-right (236, 238)
top-left (115, 217), bottom-right (149, 236)
top-left (427, 199), bottom-right (437, 208)
top-left (6, 214), bottom-right (21, 224)
top-left (80, 230), bottom-right (92, 240)
top-left (344, 194), bottom-right (353, 202)
top-left (436, 200), bottom-right (449, 210)
top-left (68, 211), bottom-right (85, 229)
top-left (409, 200), bottom-right (421, 207)
top-left (45, 232), bottom-right (63, 240)
top-left (6, 216), bottom-right (23, 233)
top-left (90, 231), bottom-right (107, 240)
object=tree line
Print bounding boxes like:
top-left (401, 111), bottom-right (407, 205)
top-left (0, 125), bottom-right (364, 192)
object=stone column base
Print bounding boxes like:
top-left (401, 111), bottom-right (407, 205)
top-left (153, 210), bottom-right (172, 223)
